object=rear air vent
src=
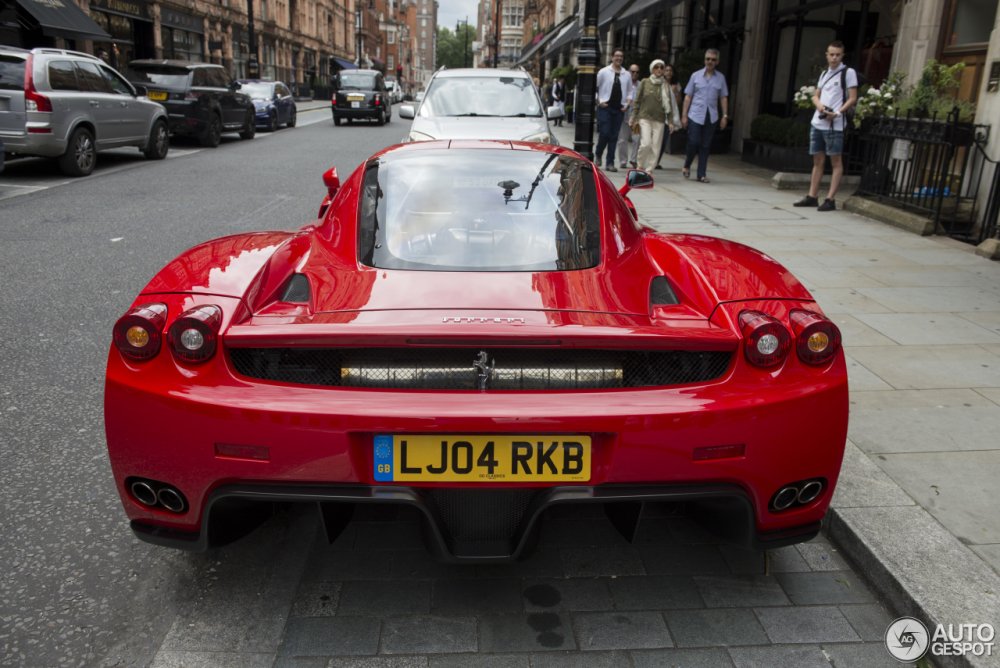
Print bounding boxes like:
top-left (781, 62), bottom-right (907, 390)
top-left (280, 274), bottom-right (311, 303)
top-left (228, 347), bottom-right (732, 390)
top-left (650, 276), bottom-right (679, 305)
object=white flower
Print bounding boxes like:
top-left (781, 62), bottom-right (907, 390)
top-left (883, 92), bottom-right (892, 98)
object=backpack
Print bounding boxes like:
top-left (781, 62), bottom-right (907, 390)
top-left (839, 66), bottom-right (865, 130)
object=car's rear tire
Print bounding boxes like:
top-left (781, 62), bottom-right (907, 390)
top-left (143, 120), bottom-right (169, 160)
top-left (239, 111), bottom-right (256, 140)
top-left (267, 111), bottom-right (278, 132)
top-left (200, 114), bottom-right (222, 147)
top-left (288, 108), bottom-right (297, 127)
top-left (59, 127), bottom-right (96, 176)
top-left (333, 114), bottom-right (342, 126)
top-left (384, 107), bottom-right (391, 124)
top-left (376, 109), bottom-right (385, 126)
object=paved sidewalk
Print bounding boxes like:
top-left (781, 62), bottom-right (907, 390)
top-left (553, 123), bottom-right (1000, 666)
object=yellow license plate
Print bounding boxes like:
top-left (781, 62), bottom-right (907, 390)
top-left (346, 94), bottom-right (364, 101)
top-left (373, 435), bottom-right (591, 482)
top-left (147, 91), bottom-right (167, 101)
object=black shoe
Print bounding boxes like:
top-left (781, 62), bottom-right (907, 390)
top-left (654, 165), bottom-right (663, 170)
top-left (817, 198), bottom-right (836, 212)
top-left (630, 161), bottom-right (637, 168)
top-left (606, 165), bottom-right (618, 172)
top-left (794, 195), bottom-right (819, 207)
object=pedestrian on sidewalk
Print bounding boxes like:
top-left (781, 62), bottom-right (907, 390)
top-left (681, 49), bottom-right (729, 183)
top-left (633, 59), bottom-right (680, 172)
top-left (655, 64), bottom-right (682, 170)
top-left (595, 49), bottom-right (634, 172)
top-left (794, 40), bottom-right (859, 212)
top-left (551, 76), bottom-right (566, 127)
top-left (617, 64), bottom-right (641, 169)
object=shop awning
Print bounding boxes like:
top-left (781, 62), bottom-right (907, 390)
top-left (616, 0), bottom-right (683, 25)
top-left (598, 0), bottom-right (636, 27)
top-left (540, 20), bottom-right (579, 59)
top-left (15, 0), bottom-right (110, 41)
top-left (331, 56), bottom-right (357, 70)
top-left (517, 17), bottom-right (574, 65)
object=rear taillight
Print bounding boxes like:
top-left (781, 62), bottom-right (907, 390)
top-left (739, 310), bottom-right (791, 368)
top-left (373, 93), bottom-right (382, 106)
top-left (331, 95), bottom-right (337, 107)
top-left (790, 310), bottom-right (842, 365)
top-left (24, 54), bottom-right (52, 112)
top-left (168, 305), bottom-right (222, 363)
top-left (113, 303), bottom-right (168, 361)
top-left (184, 91), bottom-right (200, 101)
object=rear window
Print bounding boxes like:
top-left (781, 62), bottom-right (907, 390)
top-left (48, 60), bottom-right (79, 91)
top-left (0, 56), bottom-right (26, 91)
top-left (339, 72), bottom-right (376, 90)
top-left (126, 65), bottom-right (190, 88)
top-left (358, 149), bottom-right (601, 271)
top-left (421, 76), bottom-right (542, 118)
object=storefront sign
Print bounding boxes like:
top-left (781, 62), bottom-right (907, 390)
top-left (89, 0), bottom-right (150, 21)
top-left (161, 7), bottom-right (203, 33)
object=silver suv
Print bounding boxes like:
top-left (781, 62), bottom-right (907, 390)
top-left (0, 46), bottom-right (169, 176)
top-left (398, 68), bottom-right (561, 144)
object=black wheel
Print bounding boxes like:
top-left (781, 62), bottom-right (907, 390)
top-left (267, 111), bottom-right (278, 132)
top-left (376, 109), bottom-right (385, 126)
top-left (143, 120), bottom-right (169, 160)
top-left (333, 114), bottom-right (342, 126)
top-left (287, 108), bottom-right (297, 127)
top-left (384, 107), bottom-right (391, 124)
top-left (59, 127), bottom-right (96, 176)
top-left (239, 111), bottom-right (256, 139)
top-left (200, 114), bottom-right (222, 147)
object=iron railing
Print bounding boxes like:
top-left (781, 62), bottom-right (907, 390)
top-left (854, 108), bottom-right (996, 243)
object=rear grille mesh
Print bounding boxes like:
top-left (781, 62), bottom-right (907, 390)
top-left (228, 347), bottom-right (732, 390)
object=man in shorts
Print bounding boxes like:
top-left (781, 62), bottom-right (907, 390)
top-left (794, 41), bottom-right (858, 212)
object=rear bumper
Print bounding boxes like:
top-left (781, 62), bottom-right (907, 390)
top-left (332, 106), bottom-right (383, 120)
top-left (130, 483), bottom-right (822, 561)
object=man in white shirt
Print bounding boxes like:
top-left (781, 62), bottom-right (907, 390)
top-left (594, 49), bottom-right (634, 172)
top-left (794, 40), bottom-right (858, 211)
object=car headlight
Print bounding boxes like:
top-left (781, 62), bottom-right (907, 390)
top-left (407, 130), bottom-right (436, 142)
top-left (522, 132), bottom-right (552, 143)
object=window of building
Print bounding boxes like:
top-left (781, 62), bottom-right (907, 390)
top-left (388, 55), bottom-right (394, 69)
top-left (945, 0), bottom-right (996, 47)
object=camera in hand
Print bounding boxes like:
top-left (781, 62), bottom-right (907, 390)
top-left (818, 106), bottom-right (836, 120)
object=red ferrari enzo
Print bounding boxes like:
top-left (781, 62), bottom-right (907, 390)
top-left (105, 140), bottom-right (848, 562)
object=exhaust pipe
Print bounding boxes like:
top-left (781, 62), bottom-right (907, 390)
top-left (797, 480), bottom-right (823, 504)
top-left (130, 480), bottom-right (158, 507)
top-left (157, 487), bottom-right (187, 513)
top-left (772, 486), bottom-right (799, 511)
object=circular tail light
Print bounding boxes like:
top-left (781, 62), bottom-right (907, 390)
top-left (739, 310), bottom-right (791, 368)
top-left (168, 305), bottom-right (222, 363)
top-left (790, 310), bottom-right (842, 365)
top-left (113, 303), bottom-right (167, 361)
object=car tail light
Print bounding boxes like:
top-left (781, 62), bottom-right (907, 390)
top-left (331, 95), bottom-right (337, 107)
top-left (168, 305), bottom-right (222, 363)
top-left (24, 55), bottom-right (52, 113)
top-left (790, 310), bottom-right (842, 365)
top-left (184, 91), bottom-right (201, 101)
top-left (113, 303), bottom-right (168, 361)
top-left (373, 93), bottom-right (382, 107)
top-left (739, 310), bottom-right (791, 368)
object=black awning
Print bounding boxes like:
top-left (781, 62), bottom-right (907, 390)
top-left (616, 0), bottom-right (682, 25)
top-left (331, 56), bottom-right (357, 70)
top-left (541, 21), bottom-right (579, 59)
top-left (598, 0), bottom-right (636, 27)
top-left (517, 16), bottom-right (574, 65)
top-left (15, 0), bottom-right (111, 41)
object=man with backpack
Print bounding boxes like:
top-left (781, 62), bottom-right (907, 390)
top-left (794, 40), bottom-right (858, 211)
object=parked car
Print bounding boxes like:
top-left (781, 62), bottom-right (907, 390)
top-left (384, 76), bottom-right (404, 104)
top-left (331, 69), bottom-right (391, 126)
top-left (237, 79), bottom-right (297, 131)
top-left (0, 46), bottom-right (169, 176)
top-left (399, 68), bottom-right (561, 145)
top-left (126, 60), bottom-right (255, 147)
top-left (105, 140), bottom-right (848, 562)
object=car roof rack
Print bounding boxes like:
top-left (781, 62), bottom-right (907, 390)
top-left (32, 48), bottom-right (102, 62)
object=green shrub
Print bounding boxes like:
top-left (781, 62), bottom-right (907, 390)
top-left (749, 114), bottom-right (809, 147)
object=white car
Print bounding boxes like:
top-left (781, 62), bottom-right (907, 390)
top-left (398, 68), bottom-right (561, 145)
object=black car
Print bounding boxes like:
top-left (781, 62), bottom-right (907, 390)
top-left (126, 60), bottom-right (255, 147)
top-left (331, 69), bottom-right (392, 126)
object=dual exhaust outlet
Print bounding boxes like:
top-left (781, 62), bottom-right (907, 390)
top-left (770, 479), bottom-right (824, 512)
top-left (128, 478), bottom-right (188, 514)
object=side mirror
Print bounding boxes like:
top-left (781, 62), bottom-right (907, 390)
top-left (318, 166), bottom-right (340, 218)
top-left (398, 104), bottom-right (415, 119)
top-left (229, 81), bottom-right (241, 91)
top-left (132, 83), bottom-right (148, 97)
top-left (618, 169), bottom-right (654, 198)
top-left (546, 105), bottom-right (564, 120)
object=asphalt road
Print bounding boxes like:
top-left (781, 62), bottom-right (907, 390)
top-left (0, 108), bottom-right (907, 667)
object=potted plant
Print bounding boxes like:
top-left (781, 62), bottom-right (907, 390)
top-left (741, 114), bottom-right (812, 172)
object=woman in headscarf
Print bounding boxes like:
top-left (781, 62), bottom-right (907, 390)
top-left (632, 59), bottom-right (680, 172)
